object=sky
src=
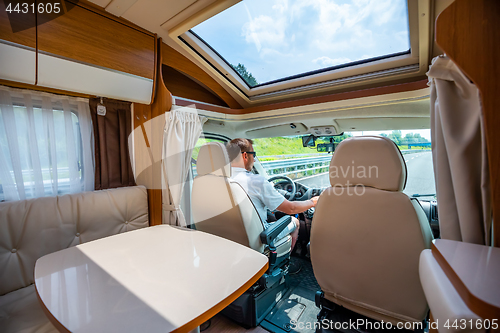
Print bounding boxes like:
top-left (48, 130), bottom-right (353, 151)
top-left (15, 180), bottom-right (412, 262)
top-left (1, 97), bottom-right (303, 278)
top-left (192, 0), bottom-right (410, 86)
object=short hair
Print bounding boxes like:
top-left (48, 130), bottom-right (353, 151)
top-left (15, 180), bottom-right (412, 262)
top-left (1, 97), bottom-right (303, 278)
top-left (227, 138), bottom-right (254, 162)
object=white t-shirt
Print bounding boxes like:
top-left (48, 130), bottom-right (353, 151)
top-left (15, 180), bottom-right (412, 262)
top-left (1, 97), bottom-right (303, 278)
top-left (231, 167), bottom-right (286, 227)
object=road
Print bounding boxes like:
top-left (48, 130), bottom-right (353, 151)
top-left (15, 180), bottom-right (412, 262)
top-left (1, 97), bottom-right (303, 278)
top-left (296, 151), bottom-right (436, 198)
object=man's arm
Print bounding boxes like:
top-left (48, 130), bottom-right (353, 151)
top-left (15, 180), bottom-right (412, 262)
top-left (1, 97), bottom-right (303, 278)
top-left (276, 196), bottom-right (319, 215)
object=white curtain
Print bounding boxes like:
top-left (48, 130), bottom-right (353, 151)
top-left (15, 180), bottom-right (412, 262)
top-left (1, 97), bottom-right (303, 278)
top-left (0, 86), bottom-right (94, 201)
top-left (162, 106), bottom-right (207, 226)
top-left (427, 56), bottom-right (491, 245)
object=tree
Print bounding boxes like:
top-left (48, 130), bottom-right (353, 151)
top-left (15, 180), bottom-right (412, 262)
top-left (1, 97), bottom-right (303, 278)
top-left (332, 132), bottom-right (352, 143)
top-left (404, 133), bottom-right (416, 143)
top-left (413, 133), bottom-right (429, 143)
top-left (231, 63), bottom-right (259, 86)
top-left (389, 130), bottom-right (403, 145)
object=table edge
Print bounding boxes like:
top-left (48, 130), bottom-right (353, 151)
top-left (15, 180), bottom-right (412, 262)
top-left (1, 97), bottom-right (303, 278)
top-left (35, 255), bottom-right (269, 333)
top-left (171, 261), bottom-right (269, 333)
top-left (35, 281), bottom-right (72, 333)
top-left (431, 240), bottom-right (500, 320)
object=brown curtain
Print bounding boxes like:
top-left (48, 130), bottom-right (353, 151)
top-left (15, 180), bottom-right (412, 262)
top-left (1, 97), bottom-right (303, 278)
top-left (90, 98), bottom-right (135, 190)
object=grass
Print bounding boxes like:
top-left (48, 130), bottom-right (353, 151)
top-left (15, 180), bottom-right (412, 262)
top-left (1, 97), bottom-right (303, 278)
top-left (253, 137), bottom-right (324, 159)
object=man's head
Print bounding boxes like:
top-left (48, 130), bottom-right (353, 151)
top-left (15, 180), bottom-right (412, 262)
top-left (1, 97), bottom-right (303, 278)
top-left (227, 138), bottom-right (255, 171)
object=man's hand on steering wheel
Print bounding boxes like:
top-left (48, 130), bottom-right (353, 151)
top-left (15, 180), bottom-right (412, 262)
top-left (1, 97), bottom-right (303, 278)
top-left (267, 175), bottom-right (296, 201)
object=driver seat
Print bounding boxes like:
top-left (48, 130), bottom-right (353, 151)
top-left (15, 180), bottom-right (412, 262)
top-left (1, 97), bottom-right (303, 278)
top-left (311, 135), bottom-right (433, 326)
top-left (191, 142), bottom-right (292, 326)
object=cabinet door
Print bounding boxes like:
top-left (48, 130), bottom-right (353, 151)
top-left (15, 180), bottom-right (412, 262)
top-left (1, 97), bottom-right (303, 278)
top-left (0, 0), bottom-right (36, 48)
top-left (37, 2), bottom-right (155, 80)
top-left (0, 1), bottom-right (36, 84)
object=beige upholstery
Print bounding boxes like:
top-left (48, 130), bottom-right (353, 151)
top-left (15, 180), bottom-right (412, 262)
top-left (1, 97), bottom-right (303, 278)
top-left (328, 135), bottom-right (407, 191)
top-left (311, 136), bottom-right (433, 324)
top-left (0, 186), bottom-right (149, 333)
top-left (192, 142), bottom-right (291, 257)
top-left (0, 285), bottom-right (57, 333)
top-left (196, 141), bottom-right (232, 177)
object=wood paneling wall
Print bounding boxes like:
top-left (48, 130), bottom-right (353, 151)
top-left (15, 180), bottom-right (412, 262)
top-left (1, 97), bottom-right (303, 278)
top-left (436, 0), bottom-right (500, 246)
top-left (133, 38), bottom-right (172, 226)
top-left (162, 43), bottom-right (242, 109)
top-left (162, 65), bottom-right (229, 107)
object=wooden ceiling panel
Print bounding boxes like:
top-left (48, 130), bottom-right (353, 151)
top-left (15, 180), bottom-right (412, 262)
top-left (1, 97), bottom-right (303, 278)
top-left (162, 43), bottom-right (242, 109)
top-left (163, 65), bottom-right (228, 107)
top-left (86, 0), bottom-right (112, 8)
top-left (120, 0), bottom-right (197, 32)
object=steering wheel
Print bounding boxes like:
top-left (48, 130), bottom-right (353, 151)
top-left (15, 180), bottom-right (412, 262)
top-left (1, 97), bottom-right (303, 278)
top-left (268, 175), bottom-right (296, 201)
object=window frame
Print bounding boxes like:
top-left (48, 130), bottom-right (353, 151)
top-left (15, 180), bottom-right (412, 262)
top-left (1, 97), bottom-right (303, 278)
top-left (187, 29), bottom-right (412, 90)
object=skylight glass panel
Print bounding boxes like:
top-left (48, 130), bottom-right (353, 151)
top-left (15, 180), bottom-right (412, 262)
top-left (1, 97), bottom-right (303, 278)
top-left (191, 0), bottom-right (410, 88)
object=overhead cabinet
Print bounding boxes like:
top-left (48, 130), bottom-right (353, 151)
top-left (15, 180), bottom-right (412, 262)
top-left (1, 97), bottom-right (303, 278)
top-left (0, 1), bottom-right (156, 103)
top-left (0, 2), bottom-right (36, 84)
top-left (37, 3), bottom-right (155, 80)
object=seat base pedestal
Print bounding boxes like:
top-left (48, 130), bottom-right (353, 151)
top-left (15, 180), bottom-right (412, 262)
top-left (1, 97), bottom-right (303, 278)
top-left (222, 276), bottom-right (289, 327)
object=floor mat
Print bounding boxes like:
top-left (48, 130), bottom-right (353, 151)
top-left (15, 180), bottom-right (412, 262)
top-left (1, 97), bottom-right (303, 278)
top-left (260, 256), bottom-right (322, 333)
top-left (287, 256), bottom-right (320, 291)
top-left (316, 306), bottom-right (427, 333)
top-left (260, 286), bottom-right (319, 333)
top-left (260, 257), bottom-right (426, 333)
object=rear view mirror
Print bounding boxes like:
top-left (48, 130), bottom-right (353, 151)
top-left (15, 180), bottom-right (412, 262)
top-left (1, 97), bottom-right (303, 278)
top-left (302, 135), bottom-right (316, 147)
top-left (317, 143), bottom-right (335, 153)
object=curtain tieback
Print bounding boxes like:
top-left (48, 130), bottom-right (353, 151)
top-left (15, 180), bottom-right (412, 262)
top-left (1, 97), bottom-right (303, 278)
top-left (163, 204), bottom-right (180, 211)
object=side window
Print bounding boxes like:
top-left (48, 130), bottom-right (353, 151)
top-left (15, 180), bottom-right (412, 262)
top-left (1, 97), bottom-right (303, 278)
top-left (0, 89), bottom-right (93, 201)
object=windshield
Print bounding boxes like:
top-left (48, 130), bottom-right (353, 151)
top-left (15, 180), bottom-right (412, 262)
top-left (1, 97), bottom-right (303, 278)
top-left (254, 130), bottom-right (435, 199)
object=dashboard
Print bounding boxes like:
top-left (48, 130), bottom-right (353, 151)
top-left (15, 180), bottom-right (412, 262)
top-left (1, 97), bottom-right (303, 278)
top-left (419, 200), bottom-right (439, 238)
top-left (271, 179), bottom-right (440, 238)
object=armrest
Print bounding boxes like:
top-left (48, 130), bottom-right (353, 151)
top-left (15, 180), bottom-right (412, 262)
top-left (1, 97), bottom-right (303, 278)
top-left (259, 215), bottom-right (292, 273)
top-left (260, 215), bottom-right (292, 245)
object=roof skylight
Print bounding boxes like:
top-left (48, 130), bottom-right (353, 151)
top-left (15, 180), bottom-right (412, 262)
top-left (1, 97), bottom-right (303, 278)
top-left (190, 0), bottom-right (410, 88)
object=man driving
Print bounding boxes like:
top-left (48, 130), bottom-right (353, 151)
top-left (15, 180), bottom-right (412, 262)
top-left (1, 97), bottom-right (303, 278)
top-left (227, 138), bottom-right (319, 273)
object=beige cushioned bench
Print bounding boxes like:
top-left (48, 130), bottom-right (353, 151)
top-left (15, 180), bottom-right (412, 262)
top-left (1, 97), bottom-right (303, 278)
top-left (0, 186), bottom-right (149, 333)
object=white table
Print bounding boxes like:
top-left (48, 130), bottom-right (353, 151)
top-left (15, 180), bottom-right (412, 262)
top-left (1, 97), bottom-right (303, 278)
top-left (34, 225), bottom-right (268, 333)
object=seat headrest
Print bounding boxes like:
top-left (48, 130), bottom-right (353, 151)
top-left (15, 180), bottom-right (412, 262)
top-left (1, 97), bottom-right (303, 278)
top-left (196, 142), bottom-right (231, 177)
top-left (329, 136), bottom-right (407, 191)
